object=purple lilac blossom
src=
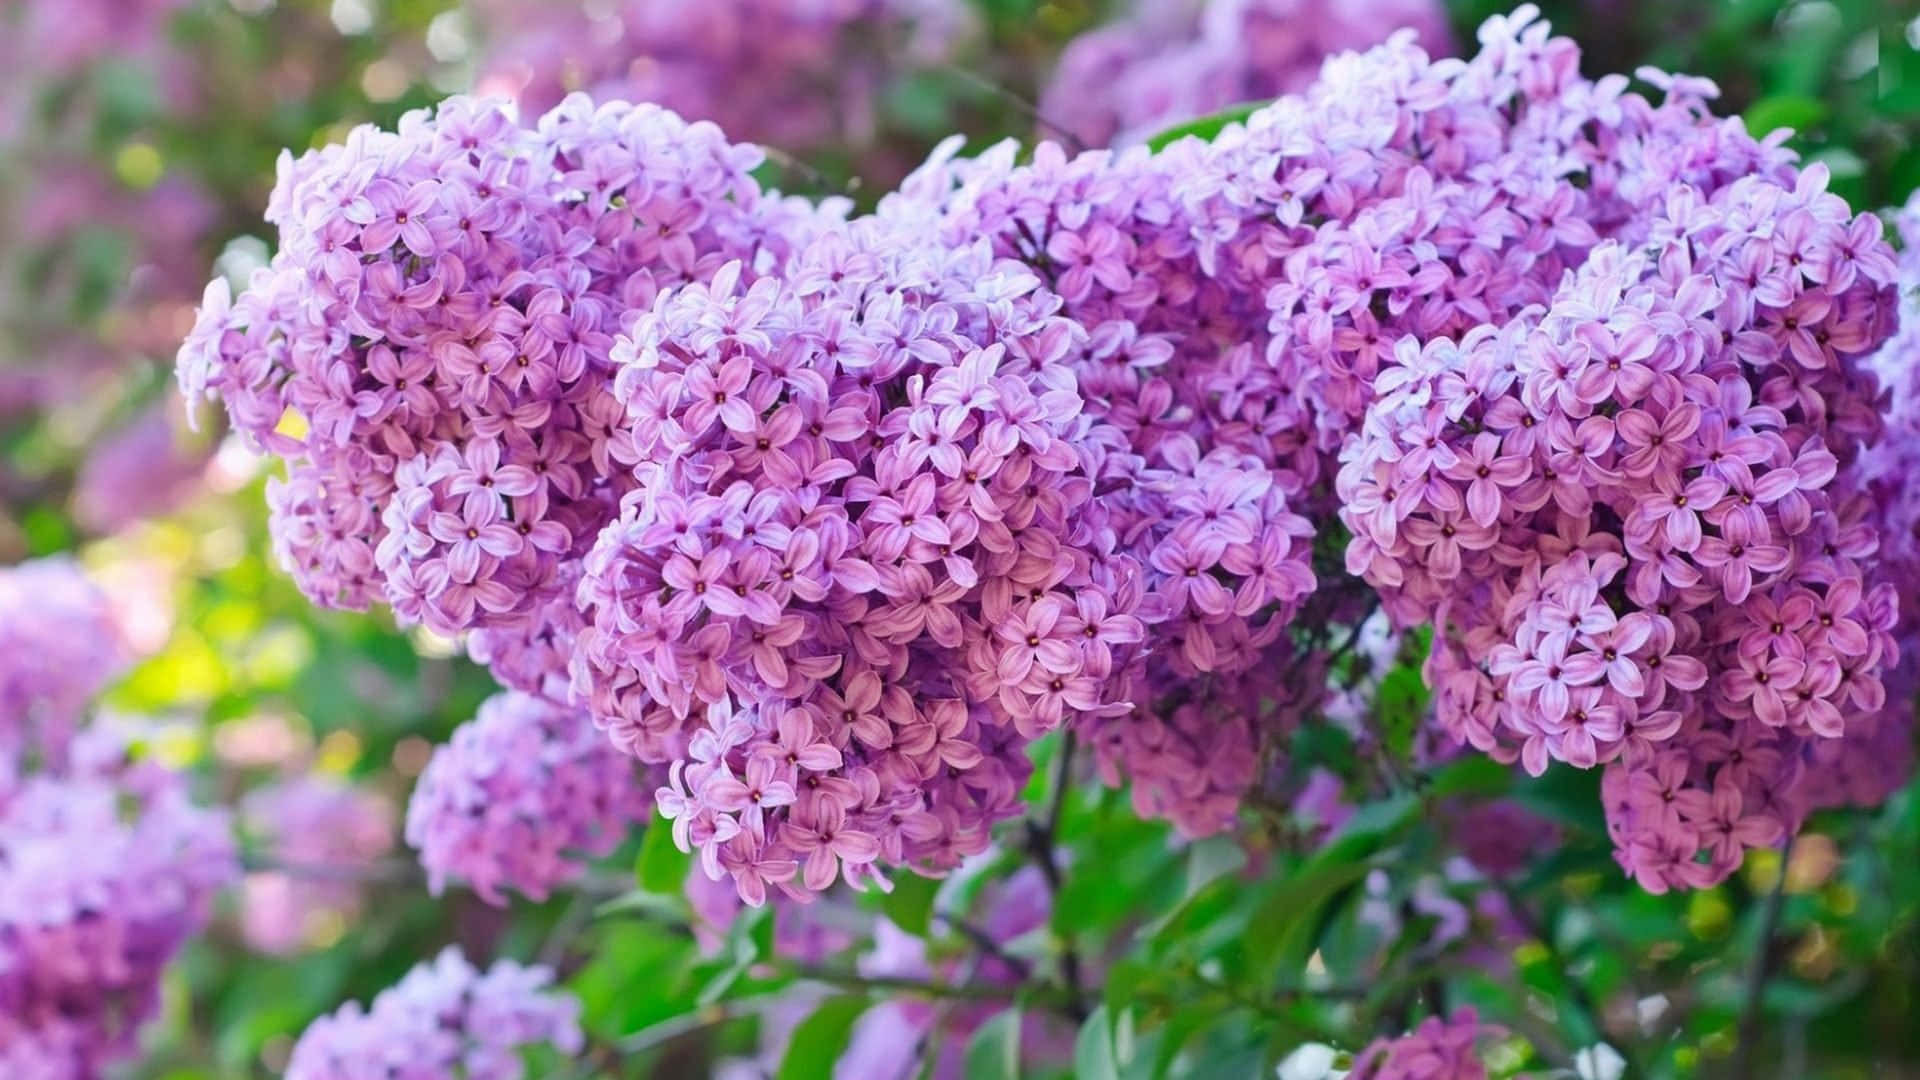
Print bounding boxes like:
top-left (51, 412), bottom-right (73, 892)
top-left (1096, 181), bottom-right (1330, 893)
top-left (1041, 0), bottom-right (1454, 147)
top-left (575, 200), bottom-right (1158, 900)
top-left (1341, 189), bottom-right (1897, 891)
top-left (177, 93), bottom-right (835, 644)
top-left (405, 691), bottom-right (651, 904)
top-left (239, 773), bottom-right (396, 954)
top-left (284, 947), bottom-right (582, 1080)
top-left (0, 729), bottom-right (236, 1075)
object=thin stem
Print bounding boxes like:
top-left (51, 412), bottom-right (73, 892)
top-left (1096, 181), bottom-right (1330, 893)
top-left (935, 911), bottom-right (1034, 982)
top-left (937, 62), bottom-right (1089, 152)
top-left (1732, 837), bottom-right (1795, 1078)
top-left (1025, 732), bottom-right (1090, 1022)
top-left (788, 965), bottom-right (1076, 1007)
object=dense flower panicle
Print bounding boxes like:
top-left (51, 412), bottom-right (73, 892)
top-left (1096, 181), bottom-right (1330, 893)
top-left (0, 731), bottom-right (236, 1076)
top-left (1826, 190), bottom-right (1920, 812)
top-left (240, 774), bottom-right (396, 954)
top-left (0, 558), bottom-right (128, 771)
top-left (285, 948), bottom-right (583, 1080)
top-left (574, 207), bottom-right (1143, 900)
top-left (1348, 1008), bottom-right (1497, 1080)
top-left (1339, 172), bottom-right (1899, 890)
top-left (1041, 0), bottom-right (1452, 148)
top-left (176, 93), bottom-right (826, 650)
top-left (472, 0), bottom-right (968, 157)
top-left (405, 691), bottom-right (650, 904)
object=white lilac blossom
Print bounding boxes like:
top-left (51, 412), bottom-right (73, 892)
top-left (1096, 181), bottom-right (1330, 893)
top-left (284, 948), bottom-right (582, 1080)
top-left (405, 691), bottom-right (651, 904)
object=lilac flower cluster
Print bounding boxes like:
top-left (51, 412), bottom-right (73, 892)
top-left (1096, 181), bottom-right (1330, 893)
top-left (1041, 0), bottom-right (1452, 148)
top-left (575, 210), bottom-right (1142, 899)
top-left (1347, 1008), bottom-right (1497, 1080)
top-left (0, 558), bottom-right (128, 775)
top-left (1341, 176), bottom-right (1898, 889)
top-left (240, 773), bottom-right (395, 954)
top-left (0, 730), bottom-right (236, 1077)
top-left (178, 93), bottom-right (826, 642)
top-left (473, 0), bottom-right (968, 158)
top-left (405, 691), bottom-right (651, 904)
top-left (285, 947), bottom-right (583, 1080)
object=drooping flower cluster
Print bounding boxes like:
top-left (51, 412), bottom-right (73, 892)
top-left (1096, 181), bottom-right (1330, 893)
top-left (405, 691), bottom-right (650, 904)
top-left (177, 93), bottom-right (829, 646)
top-left (0, 728), bottom-right (236, 1078)
top-left (1340, 169), bottom-right (1899, 889)
top-left (472, 0), bottom-right (968, 158)
top-left (1041, 0), bottom-right (1452, 148)
top-left (0, 557), bottom-right (128, 773)
top-left (1347, 1008), bottom-right (1498, 1080)
top-left (240, 773), bottom-right (396, 954)
top-left (284, 947), bottom-right (583, 1080)
top-left (574, 206), bottom-right (1152, 899)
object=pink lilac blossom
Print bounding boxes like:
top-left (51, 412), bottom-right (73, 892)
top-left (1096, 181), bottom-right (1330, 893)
top-left (1348, 1007), bottom-right (1497, 1080)
top-left (177, 93), bottom-right (833, 649)
top-left (405, 691), bottom-right (651, 904)
top-left (576, 209), bottom-right (1140, 901)
top-left (472, 0), bottom-right (968, 157)
top-left (284, 947), bottom-right (583, 1080)
top-left (0, 730), bottom-right (236, 1076)
top-left (239, 774), bottom-right (396, 954)
top-left (0, 558), bottom-right (129, 773)
top-left (1041, 0), bottom-right (1453, 148)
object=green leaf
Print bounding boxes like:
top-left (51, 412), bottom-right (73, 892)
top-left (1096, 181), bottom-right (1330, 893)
top-left (1075, 1005), bottom-right (1120, 1080)
top-left (777, 996), bottom-right (871, 1080)
top-left (882, 871), bottom-right (943, 937)
top-left (1743, 95), bottom-right (1830, 138)
top-left (962, 1007), bottom-right (1023, 1080)
top-left (1426, 753), bottom-right (1514, 800)
top-left (1144, 102), bottom-right (1263, 152)
top-left (635, 820), bottom-right (691, 894)
top-left (1248, 794), bottom-right (1419, 983)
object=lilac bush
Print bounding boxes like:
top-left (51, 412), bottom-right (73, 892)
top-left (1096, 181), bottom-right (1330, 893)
top-left (181, 6), bottom-right (1913, 920)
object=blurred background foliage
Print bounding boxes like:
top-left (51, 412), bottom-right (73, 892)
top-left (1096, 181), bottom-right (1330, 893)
top-left (1, 0), bottom-right (1917, 1077)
